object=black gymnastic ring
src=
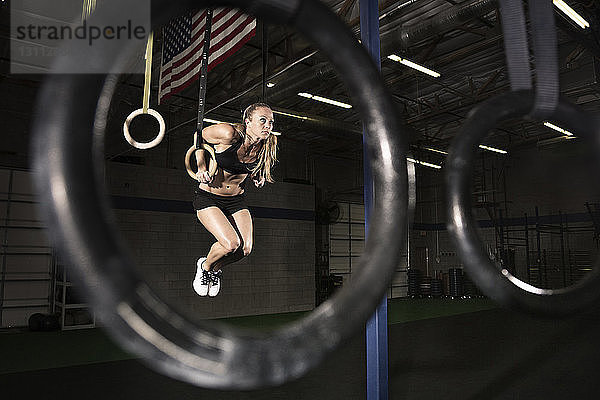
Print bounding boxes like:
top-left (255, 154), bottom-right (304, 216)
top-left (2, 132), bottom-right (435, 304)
top-left (31, 0), bottom-right (407, 389)
top-left (446, 90), bottom-right (600, 317)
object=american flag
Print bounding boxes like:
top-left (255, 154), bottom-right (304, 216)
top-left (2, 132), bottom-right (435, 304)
top-left (158, 8), bottom-right (256, 103)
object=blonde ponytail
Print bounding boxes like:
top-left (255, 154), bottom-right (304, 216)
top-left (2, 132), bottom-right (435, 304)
top-left (233, 103), bottom-right (278, 183)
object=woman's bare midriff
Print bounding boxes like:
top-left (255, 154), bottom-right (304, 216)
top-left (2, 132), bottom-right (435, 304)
top-left (198, 169), bottom-right (248, 196)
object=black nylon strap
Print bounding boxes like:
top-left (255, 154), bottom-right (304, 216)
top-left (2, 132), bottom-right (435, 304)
top-left (262, 21), bottom-right (268, 102)
top-left (528, 0), bottom-right (559, 118)
top-left (498, 0), bottom-right (532, 91)
top-left (195, 9), bottom-right (213, 149)
top-left (498, 0), bottom-right (559, 117)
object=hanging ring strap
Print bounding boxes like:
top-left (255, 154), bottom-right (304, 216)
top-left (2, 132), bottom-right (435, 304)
top-left (185, 9), bottom-right (217, 181)
top-left (527, 0), bottom-right (559, 119)
top-left (81, 0), bottom-right (97, 22)
top-left (498, 0), bottom-right (559, 118)
top-left (195, 8), bottom-right (213, 148)
top-left (498, 0), bottom-right (531, 91)
top-left (123, 32), bottom-right (166, 150)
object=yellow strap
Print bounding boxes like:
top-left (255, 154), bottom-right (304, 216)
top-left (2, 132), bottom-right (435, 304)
top-left (142, 32), bottom-right (154, 113)
top-left (82, 0), bottom-right (87, 22)
top-left (82, 1), bottom-right (152, 113)
top-left (81, 0), bottom-right (96, 22)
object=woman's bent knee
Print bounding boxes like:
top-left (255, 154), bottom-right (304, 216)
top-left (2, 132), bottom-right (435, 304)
top-left (242, 243), bottom-right (253, 257)
top-left (221, 237), bottom-right (241, 253)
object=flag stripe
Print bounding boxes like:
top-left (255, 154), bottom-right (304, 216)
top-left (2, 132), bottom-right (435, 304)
top-left (158, 8), bottom-right (256, 103)
top-left (210, 14), bottom-right (254, 59)
top-left (158, 18), bottom-right (255, 99)
top-left (159, 9), bottom-right (230, 81)
top-left (162, 11), bottom-right (250, 83)
top-left (209, 28), bottom-right (256, 73)
top-left (159, 21), bottom-right (255, 99)
top-left (164, 18), bottom-right (253, 85)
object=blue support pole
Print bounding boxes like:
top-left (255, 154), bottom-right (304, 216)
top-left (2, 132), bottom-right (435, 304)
top-left (359, 0), bottom-right (388, 399)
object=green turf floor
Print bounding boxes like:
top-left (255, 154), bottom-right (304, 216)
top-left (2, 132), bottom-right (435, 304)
top-left (0, 297), bottom-right (495, 374)
top-left (222, 297), bottom-right (496, 329)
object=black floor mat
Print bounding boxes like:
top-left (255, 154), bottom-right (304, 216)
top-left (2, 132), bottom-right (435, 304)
top-left (2, 308), bottom-right (600, 399)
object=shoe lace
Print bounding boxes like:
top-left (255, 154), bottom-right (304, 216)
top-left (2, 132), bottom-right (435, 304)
top-left (210, 271), bottom-right (222, 285)
top-left (200, 269), bottom-right (211, 285)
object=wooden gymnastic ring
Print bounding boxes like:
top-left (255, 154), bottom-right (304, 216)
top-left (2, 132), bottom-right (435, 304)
top-left (122, 108), bottom-right (166, 150)
top-left (185, 142), bottom-right (217, 181)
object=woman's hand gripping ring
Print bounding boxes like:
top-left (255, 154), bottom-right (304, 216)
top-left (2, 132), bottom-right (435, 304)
top-left (185, 133), bottom-right (218, 181)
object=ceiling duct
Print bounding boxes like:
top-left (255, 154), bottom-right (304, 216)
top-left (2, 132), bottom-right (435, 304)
top-left (266, 0), bottom-right (498, 137)
top-left (266, 62), bottom-right (336, 101)
top-left (209, 0), bottom-right (499, 138)
top-left (382, 0), bottom-right (498, 54)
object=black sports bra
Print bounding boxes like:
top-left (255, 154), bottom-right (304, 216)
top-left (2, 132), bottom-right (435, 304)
top-left (215, 141), bottom-right (258, 175)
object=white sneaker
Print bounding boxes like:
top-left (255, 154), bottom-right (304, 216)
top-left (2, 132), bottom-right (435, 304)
top-left (208, 270), bottom-right (223, 297)
top-left (193, 257), bottom-right (210, 296)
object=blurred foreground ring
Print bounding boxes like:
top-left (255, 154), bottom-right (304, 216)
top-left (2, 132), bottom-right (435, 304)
top-left (31, 0), bottom-right (408, 390)
top-left (446, 90), bottom-right (600, 317)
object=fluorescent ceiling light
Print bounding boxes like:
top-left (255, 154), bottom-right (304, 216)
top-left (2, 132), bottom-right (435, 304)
top-left (266, 82), bottom-right (276, 88)
top-left (553, 0), bottom-right (589, 29)
top-left (479, 145), bottom-right (507, 154)
top-left (203, 118), bottom-right (225, 124)
top-left (298, 92), bottom-right (352, 109)
top-left (273, 110), bottom-right (308, 120)
top-left (388, 54), bottom-right (441, 78)
top-left (423, 146), bottom-right (448, 155)
top-left (422, 145), bottom-right (506, 154)
top-left (407, 157), bottom-right (442, 169)
top-left (379, 0), bottom-right (418, 19)
top-left (544, 121), bottom-right (573, 136)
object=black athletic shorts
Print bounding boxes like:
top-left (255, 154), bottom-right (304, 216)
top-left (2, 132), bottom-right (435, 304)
top-left (193, 189), bottom-right (248, 216)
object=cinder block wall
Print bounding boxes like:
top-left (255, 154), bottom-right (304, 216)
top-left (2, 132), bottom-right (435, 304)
top-left (106, 161), bottom-right (315, 320)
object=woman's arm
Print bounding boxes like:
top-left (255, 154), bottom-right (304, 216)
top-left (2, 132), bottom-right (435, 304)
top-left (195, 124), bottom-right (236, 183)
